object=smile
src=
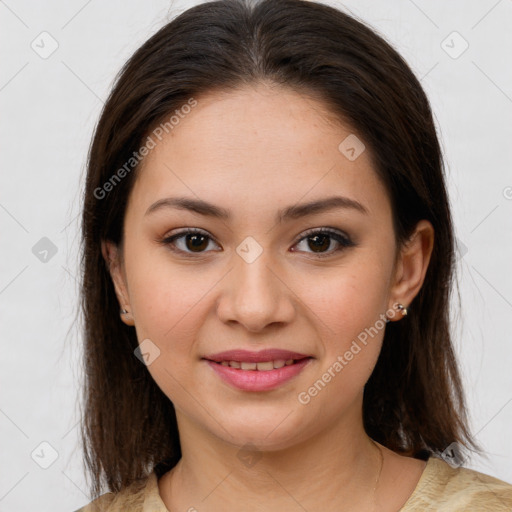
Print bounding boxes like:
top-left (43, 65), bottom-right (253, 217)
top-left (214, 359), bottom-right (301, 370)
top-left (204, 357), bottom-right (313, 391)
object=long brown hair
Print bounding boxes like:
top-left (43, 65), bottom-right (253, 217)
top-left (79, 0), bottom-right (481, 499)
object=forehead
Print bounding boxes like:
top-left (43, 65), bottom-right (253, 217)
top-left (128, 83), bottom-right (390, 221)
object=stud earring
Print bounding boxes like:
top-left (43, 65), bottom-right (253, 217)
top-left (396, 303), bottom-right (408, 316)
top-left (120, 308), bottom-right (129, 315)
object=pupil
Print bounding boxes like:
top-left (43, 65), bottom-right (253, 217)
top-left (187, 234), bottom-right (208, 252)
top-left (308, 234), bottom-right (329, 252)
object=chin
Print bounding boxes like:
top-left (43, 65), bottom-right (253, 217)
top-left (211, 411), bottom-right (311, 451)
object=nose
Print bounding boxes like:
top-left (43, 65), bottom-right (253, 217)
top-left (216, 248), bottom-right (296, 333)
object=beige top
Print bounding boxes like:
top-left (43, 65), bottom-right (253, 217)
top-left (74, 456), bottom-right (512, 511)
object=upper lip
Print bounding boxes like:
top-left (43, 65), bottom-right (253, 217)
top-left (203, 349), bottom-right (313, 363)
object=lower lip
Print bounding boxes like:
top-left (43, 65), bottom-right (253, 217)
top-left (204, 358), bottom-right (312, 391)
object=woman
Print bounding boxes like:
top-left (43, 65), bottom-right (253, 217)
top-left (75, 0), bottom-right (512, 510)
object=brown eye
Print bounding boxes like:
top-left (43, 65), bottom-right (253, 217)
top-left (161, 227), bottom-right (354, 258)
top-left (185, 233), bottom-right (209, 252)
top-left (307, 233), bottom-right (331, 253)
top-left (292, 228), bottom-right (354, 258)
top-left (161, 229), bottom-right (219, 255)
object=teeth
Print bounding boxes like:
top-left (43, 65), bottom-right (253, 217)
top-left (217, 359), bottom-right (300, 370)
top-left (256, 361), bottom-right (274, 371)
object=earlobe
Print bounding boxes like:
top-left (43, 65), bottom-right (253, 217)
top-left (387, 220), bottom-right (434, 321)
top-left (119, 308), bottom-right (134, 325)
top-left (101, 240), bottom-right (135, 326)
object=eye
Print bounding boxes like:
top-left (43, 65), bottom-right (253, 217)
top-left (291, 228), bottom-right (355, 258)
top-left (159, 227), bottom-right (355, 258)
top-left (160, 228), bottom-right (220, 255)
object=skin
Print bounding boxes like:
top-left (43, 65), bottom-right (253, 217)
top-left (102, 82), bottom-right (434, 511)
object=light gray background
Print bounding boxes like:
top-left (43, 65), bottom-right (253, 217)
top-left (1, 0), bottom-right (511, 510)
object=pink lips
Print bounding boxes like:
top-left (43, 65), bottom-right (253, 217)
top-left (202, 349), bottom-right (313, 392)
top-left (203, 348), bottom-right (312, 363)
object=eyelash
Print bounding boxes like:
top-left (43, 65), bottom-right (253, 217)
top-left (159, 227), bottom-right (355, 259)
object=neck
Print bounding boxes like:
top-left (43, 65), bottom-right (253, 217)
top-left (164, 399), bottom-right (384, 511)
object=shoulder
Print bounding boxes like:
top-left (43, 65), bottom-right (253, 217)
top-left (401, 456), bottom-right (512, 511)
top-left (73, 471), bottom-right (167, 512)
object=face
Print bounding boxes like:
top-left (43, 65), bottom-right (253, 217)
top-left (103, 82), bottom-right (431, 451)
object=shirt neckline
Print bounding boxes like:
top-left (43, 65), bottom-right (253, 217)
top-left (397, 455), bottom-right (444, 511)
top-left (147, 455), bottom-right (445, 512)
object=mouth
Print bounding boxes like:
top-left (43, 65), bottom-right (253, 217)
top-left (202, 356), bottom-right (313, 392)
top-left (207, 357), bottom-right (311, 371)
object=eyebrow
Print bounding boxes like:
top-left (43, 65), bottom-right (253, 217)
top-left (145, 195), bottom-right (369, 222)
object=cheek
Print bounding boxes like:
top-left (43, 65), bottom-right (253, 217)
top-left (125, 246), bottom-right (213, 342)
top-left (125, 252), bottom-right (213, 406)
top-left (302, 255), bottom-right (390, 338)
top-left (295, 254), bottom-right (391, 388)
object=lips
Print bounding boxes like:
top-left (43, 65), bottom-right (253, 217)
top-left (202, 349), bottom-right (313, 391)
top-left (203, 348), bottom-right (312, 364)
top-left (217, 359), bottom-right (298, 371)
top-left (204, 357), bottom-right (312, 391)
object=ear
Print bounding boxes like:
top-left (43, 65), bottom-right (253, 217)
top-left (101, 240), bottom-right (135, 326)
top-left (387, 220), bottom-right (434, 322)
